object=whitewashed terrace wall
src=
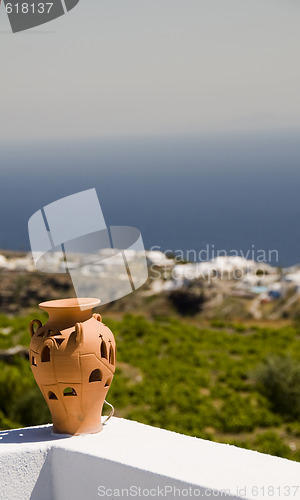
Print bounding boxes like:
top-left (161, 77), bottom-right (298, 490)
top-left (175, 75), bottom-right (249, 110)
top-left (1, 418), bottom-right (300, 500)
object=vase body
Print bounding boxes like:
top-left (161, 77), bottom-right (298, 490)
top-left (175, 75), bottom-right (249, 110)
top-left (29, 298), bottom-right (116, 435)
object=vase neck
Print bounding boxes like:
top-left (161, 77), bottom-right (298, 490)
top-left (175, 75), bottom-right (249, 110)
top-left (38, 298), bottom-right (100, 330)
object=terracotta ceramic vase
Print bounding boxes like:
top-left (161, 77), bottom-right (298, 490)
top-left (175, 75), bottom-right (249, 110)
top-left (29, 298), bottom-right (116, 435)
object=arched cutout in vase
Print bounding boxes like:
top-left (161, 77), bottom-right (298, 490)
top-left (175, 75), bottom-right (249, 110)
top-left (41, 346), bottom-right (50, 362)
top-left (89, 369), bottom-right (102, 383)
top-left (63, 387), bottom-right (77, 396)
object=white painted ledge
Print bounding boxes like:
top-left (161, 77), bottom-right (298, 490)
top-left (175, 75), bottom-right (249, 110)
top-left (1, 418), bottom-right (300, 500)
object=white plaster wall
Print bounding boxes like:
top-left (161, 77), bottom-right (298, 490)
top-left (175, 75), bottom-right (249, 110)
top-left (0, 426), bottom-right (54, 500)
top-left (1, 418), bottom-right (300, 500)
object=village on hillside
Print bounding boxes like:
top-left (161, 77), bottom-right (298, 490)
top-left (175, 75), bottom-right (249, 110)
top-left (1, 249), bottom-right (300, 321)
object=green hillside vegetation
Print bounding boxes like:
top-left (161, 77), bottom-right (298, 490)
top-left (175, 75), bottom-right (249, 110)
top-left (1, 312), bottom-right (300, 461)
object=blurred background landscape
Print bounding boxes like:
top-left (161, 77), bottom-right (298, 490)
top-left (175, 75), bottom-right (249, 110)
top-left (2, 247), bottom-right (300, 461)
top-left (1, 0), bottom-right (300, 462)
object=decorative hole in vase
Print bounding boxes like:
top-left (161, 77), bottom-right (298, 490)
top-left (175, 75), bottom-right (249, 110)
top-left (63, 387), bottom-right (77, 396)
top-left (41, 346), bottom-right (51, 362)
top-left (104, 377), bottom-right (112, 387)
top-left (100, 340), bottom-right (108, 359)
top-left (89, 369), bottom-right (102, 383)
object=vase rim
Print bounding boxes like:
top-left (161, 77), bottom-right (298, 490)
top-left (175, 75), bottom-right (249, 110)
top-left (39, 298), bottom-right (101, 311)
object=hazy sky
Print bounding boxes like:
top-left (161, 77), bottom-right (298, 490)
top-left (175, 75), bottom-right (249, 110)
top-left (1, 0), bottom-right (300, 143)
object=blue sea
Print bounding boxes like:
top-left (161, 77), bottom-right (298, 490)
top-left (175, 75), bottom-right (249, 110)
top-left (1, 130), bottom-right (300, 267)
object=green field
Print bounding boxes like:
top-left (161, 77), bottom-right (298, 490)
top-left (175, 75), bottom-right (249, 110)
top-left (1, 311), bottom-right (300, 461)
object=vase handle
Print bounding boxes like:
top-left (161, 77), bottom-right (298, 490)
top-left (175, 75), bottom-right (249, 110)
top-left (93, 313), bottom-right (102, 322)
top-left (29, 319), bottom-right (42, 338)
top-left (75, 322), bottom-right (83, 345)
